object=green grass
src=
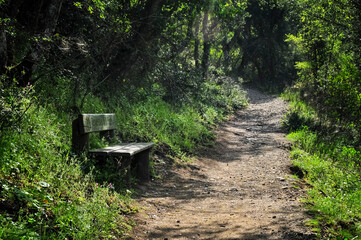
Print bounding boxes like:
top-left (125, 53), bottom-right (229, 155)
top-left (0, 105), bottom-right (135, 239)
top-left (115, 97), bottom-right (216, 156)
top-left (283, 87), bottom-right (361, 239)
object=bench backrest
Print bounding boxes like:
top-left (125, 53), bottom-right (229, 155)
top-left (72, 113), bottom-right (117, 153)
top-left (78, 114), bottom-right (117, 134)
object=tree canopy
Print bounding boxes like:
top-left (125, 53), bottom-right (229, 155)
top-left (0, 0), bottom-right (295, 116)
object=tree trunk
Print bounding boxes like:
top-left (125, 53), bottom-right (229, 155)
top-left (43, 0), bottom-right (63, 34)
top-left (0, 25), bottom-right (7, 73)
top-left (201, 11), bottom-right (210, 79)
top-left (222, 36), bottom-right (230, 69)
top-left (107, 0), bottom-right (164, 83)
top-left (4, 0), bottom-right (64, 86)
top-left (193, 19), bottom-right (200, 69)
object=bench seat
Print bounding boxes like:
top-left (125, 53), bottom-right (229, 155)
top-left (89, 142), bottom-right (154, 157)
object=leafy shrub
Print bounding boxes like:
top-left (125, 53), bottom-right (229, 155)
top-left (282, 88), bottom-right (317, 131)
top-left (199, 76), bottom-right (247, 113)
top-left (0, 79), bottom-right (35, 131)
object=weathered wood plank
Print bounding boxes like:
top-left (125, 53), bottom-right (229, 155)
top-left (79, 114), bottom-right (117, 134)
top-left (89, 142), bottom-right (154, 157)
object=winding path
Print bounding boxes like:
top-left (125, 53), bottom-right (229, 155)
top-left (131, 87), bottom-right (314, 240)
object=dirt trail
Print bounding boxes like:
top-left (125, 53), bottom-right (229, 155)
top-left (131, 88), bottom-right (315, 240)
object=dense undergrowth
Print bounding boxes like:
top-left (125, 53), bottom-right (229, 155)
top-left (0, 74), bottom-right (247, 239)
top-left (282, 87), bottom-right (361, 239)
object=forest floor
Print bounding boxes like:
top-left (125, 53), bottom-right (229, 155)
top-left (130, 87), bottom-right (316, 240)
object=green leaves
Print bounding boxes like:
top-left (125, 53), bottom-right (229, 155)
top-left (291, 0), bottom-right (361, 131)
top-left (73, 2), bottom-right (82, 8)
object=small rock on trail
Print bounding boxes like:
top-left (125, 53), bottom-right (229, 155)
top-left (130, 87), bottom-right (315, 240)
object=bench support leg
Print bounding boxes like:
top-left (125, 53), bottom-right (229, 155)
top-left (135, 149), bottom-right (150, 183)
top-left (72, 118), bottom-right (89, 154)
top-left (123, 157), bottom-right (132, 186)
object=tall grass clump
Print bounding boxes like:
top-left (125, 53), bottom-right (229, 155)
top-left (283, 86), bottom-right (361, 239)
top-left (111, 75), bottom-right (247, 159)
top-left (116, 97), bottom-right (214, 156)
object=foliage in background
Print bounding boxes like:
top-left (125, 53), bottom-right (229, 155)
top-left (237, 0), bottom-right (299, 89)
top-left (0, 0), bottom-right (296, 111)
top-left (287, 0), bottom-right (361, 133)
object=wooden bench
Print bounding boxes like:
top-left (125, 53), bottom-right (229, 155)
top-left (72, 113), bottom-right (154, 182)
